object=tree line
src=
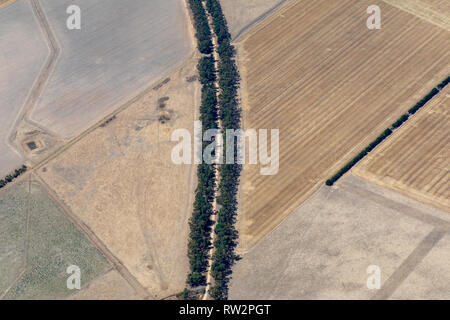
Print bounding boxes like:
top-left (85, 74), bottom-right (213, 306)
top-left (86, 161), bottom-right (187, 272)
top-left (326, 75), bottom-right (449, 186)
top-left (185, 1), bottom-right (218, 289)
top-left (204, 0), bottom-right (242, 300)
top-left (0, 165), bottom-right (28, 189)
top-left (184, 0), bottom-right (242, 300)
top-left (188, 0), bottom-right (213, 54)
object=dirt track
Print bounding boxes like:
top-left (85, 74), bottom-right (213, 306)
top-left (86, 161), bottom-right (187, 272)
top-left (8, 0), bottom-right (61, 157)
top-left (201, 1), bottom-right (221, 300)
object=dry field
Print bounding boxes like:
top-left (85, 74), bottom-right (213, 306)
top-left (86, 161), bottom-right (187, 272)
top-left (220, 0), bottom-right (288, 39)
top-left (236, 0), bottom-right (450, 251)
top-left (355, 87), bottom-right (450, 211)
top-left (69, 270), bottom-right (140, 300)
top-left (38, 55), bottom-right (201, 299)
top-left (383, 0), bottom-right (450, 31)
top-left (30, 0), bottom-right (193, 139)
top-left (0, 0), bottom-right (48, 176)
top-left (230, 175), bottom-right (450, 300)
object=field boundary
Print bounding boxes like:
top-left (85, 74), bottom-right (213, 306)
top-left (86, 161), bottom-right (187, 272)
top-left (34, 174), bottom-right (150, 299)
top-left (326, 75), bottom-right (450, 186)
top-left (232, 0), bottom-right (291, 42)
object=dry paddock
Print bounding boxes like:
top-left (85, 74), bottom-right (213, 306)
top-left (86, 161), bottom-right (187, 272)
top-left (230, 175), bottom-right (450, 300)
top-left (236, 0), bottom-right (450, 251)
top-left (38, 55), bottom-right (201, 299)
top-left (355, 87), bottom-right (450, 211)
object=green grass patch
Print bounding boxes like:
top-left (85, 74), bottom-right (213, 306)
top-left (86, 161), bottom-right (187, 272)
top-left (2, 182), bottom-right (110, 300)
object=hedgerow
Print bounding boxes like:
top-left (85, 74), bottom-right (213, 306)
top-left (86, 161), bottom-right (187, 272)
top-left (326, 75), bottom-right (449, 186)
top-left (185, 0), bottom-right (218, 289)
top-left (0, 165), bottom-right (28, 189)
top-left (188, 0), bottom-right (214, 54)
top-left (204, 0), bottom-right (241, 300)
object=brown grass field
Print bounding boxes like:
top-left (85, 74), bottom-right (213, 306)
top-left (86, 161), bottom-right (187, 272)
top-left (383, 0), bottom-right (450, 31)
top-left (355, 87), bottom-right (449, 211)
top-left (69, 270), bottom-right (140, 300)
top-left (236, 0), bottom-right (450, 251)
top-left (38, 55), bottom-right (200, 299)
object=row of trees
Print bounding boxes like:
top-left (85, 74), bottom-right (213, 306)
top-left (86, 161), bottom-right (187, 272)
top-left (326, 129), bottom-right (392, 186)
top-left (204, 0), bottom-right (242, 300)
top-left (437, 75), bottom-right (450, 90)
top-left (326, 75), bottom-right (449, 186)
top-left (188, 0), bottom-right (213, 54)
top-left (408, 87), bottom-right (439, 114)
top-left (0, 165), bottom-right (27, 189)
top-left (186, 2), bottom-right (218, 289)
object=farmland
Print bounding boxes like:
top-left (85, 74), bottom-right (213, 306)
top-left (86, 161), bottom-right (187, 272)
top-left (28, 0), bottom-right (193, 139)
top-left (220, 0), bottom-right (287, 39)
top-left (355, 87), bottom-right (450, 211)
top-left (69, 270), bottom-right (140, 300)
top-left (230, 175), bottom-right (450, 299)
top-left (236, 0), bottom-right (450, 251)
top-left (38, 55), bottom-right (201, 299)
top-left (0, 180), bottom-right (110, 300)
top-left (0, 0), bottom-right (48, 176)
top-left (383, 0), bottom-right (450, 31)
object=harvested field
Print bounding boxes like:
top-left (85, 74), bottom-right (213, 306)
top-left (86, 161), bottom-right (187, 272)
top-left (355, 87), bottom-right (450, 211)
top-left (236, 0), bottom-right (450, 251)
top-left (230, 175), bottom-right (450, 300)
top-left (0, 180), bottom-right (110, 300)
top-left (0, 0), bottom-right (48, 176)
top-left (69, 270), bottom-right (140, 300)
top-left (220, 0), bottom-right (288, 39)
top-left (38, 56), bottom-right (201, 299)
top-left (30, 0), bottom-right (193, 139)
top-left (383, 0), bottom-right (450, 31)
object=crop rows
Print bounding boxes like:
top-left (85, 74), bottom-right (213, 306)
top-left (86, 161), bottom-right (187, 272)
top-left (326, 75), bottom-right (449, 186)
top-left (238, 0), bottom-right (450, 250)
